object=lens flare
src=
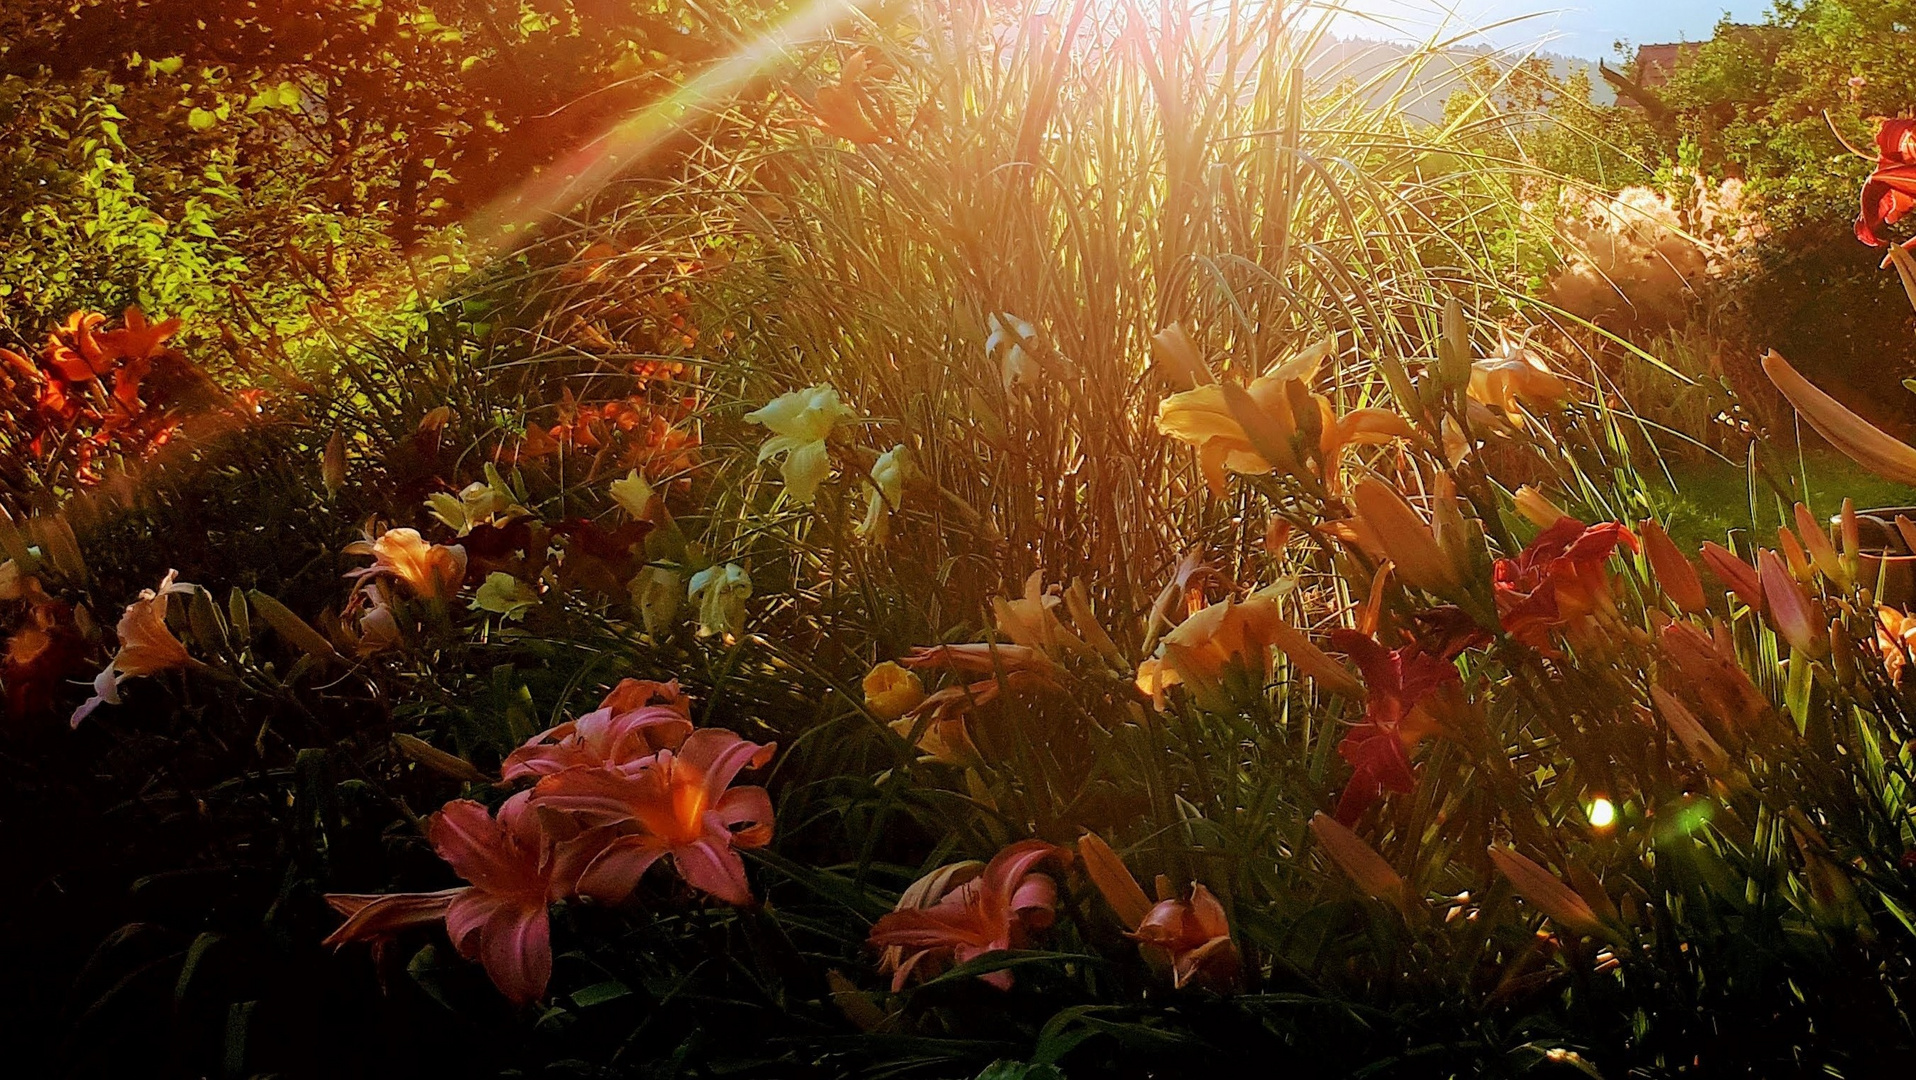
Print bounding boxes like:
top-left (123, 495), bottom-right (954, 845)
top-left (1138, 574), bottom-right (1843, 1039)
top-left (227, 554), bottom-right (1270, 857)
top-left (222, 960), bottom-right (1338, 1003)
top-left (1588, 797), bottom-right (1617, 829)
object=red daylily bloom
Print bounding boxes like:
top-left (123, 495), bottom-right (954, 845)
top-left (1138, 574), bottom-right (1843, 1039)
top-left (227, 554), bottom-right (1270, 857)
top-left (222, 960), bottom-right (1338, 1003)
top-left (1856, 118), bottom-right (1916, 247)
top-left (1329, 630), bottom-right (1459, 823)
top-left (1133, 884), bottom-right (1242, 992)
top-left (867, 839), bottom-right (1065, 991)
top-left (324, 793), bottom-right (583, 1006)
top-left (1493, 517), bottom-right (1637, 651)
top-left (531, 728), bottom-right (775, 906)
top-left (501, 679), bottom-right (694, 781)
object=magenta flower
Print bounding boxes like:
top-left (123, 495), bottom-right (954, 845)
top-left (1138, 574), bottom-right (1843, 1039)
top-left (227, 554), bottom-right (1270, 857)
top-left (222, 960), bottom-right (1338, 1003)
top-left (501, 678), bottom-right (694, 781)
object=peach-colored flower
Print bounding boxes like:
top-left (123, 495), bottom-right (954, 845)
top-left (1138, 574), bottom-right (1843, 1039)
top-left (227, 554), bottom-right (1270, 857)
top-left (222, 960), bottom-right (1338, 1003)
top-left (347, 527), bottom-right (468, 601)
top-left (1757, 549), bottom-right (1824, 655)
top-left (324, 793), bottom-right (583, 1006)
top-left (532, 728), bottom-right (776, 906)
top-left (1875, 606), bottom-right (1916, 683)
top-left (1133, 884), bottom-right (1241, 991)
top-left (71, 570), bottom-right (197, 727)
top-left (1640, 520), bottom-right (1706, 615)
top-left (1135, 593), bottom-right (1361, 705)
top-left (867, 839), bottom-right (1064, 991)
top-left (1467, 343), bottom-right (1570, 414)
top-left (501, 679), bottom-right (695, 782)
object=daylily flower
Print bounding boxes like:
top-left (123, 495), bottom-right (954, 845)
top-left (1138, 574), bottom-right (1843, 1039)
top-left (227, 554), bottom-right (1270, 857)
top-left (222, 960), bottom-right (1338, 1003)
top-left (346, 528), bottom-right (468, 602)
top-left (532, 728), bottom-right (776, 906)
top-left (1757, 549), bottom-right (1824, 655)
top-left (991, 571), bottom-right (1082, 658)
top-left (987, 312), bottom-right (1040, 390)
top-left (630, 565), bottom-right (681, 636)
top-left (71, 570), bottom-right (198, 727)
top-left (324, 793), bottom-right (581, 1005)
top-left (687, 563), bottom-right (751, 639)
top-left (1793, 503), bottom-right (1847, 586)
top-left (1487, 845), bottom-right (1607, 940)
top-left (898, 641), bottom-right (1059, 731)
top-left (1135, 593), bottom-right (1362, 706)
top-left (745, 385), bottom-right (856, 504)
top-left (1467, 341), bottom-right (1570, 415)
top-left (347, 582), bottom-right (403, 656)
top-left (1329, 629), bottom-right (1459, 823)
top-left (1640, 519), bottom-right (1707, 615)
top-left (609, 470), bottom-right (656, 520)
top-left (1308, 812), bottom-right (1410, 910)
top-left (426, 469), bottom-right (526, 536)
top-left (857, 444), bottom-right (907, 542)
top-left (1133, 885), bottom-right (1241, 992)
top-left (1875, 606), bottom-right (1916, 683)
top-left (1512, 486), bottom-right (1570, 529)
top-left (1855, 117), bottom-right (1916, 248)
top-left (862, 661), bottom-right (926, 721)
top-left (1492, 517), bottom-right (1637, 651)
top-left (471, 572), bottom-right (540, 621)
top-left (1156, 341), bottom-right (1412, 497)
top-left (501, 679), bottom-right (695, 781)
top-left (1077, 832), bottom-right (1238, 991)
top-left (809, 50), bottom-right (895, 144)
top-left (1763, 350), bottom-right (1916, 486)
top-left (867, 839), bottom-right (1065, 991)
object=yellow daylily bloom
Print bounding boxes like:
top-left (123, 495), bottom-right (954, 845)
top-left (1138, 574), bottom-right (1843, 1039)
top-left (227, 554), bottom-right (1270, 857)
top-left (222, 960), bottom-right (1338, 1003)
top-left (1350, 480), bottom-right (1465, 597)
top-left (1155, 340), bottom-right (1329, 496)
top-left (347, 528), bottom-right (468, 602)
top-left (862, 660), bottom-right (926, 720)
top-left (1136, 592), bottom-right (1362, 706)
top-left (1468, 343), bottom-right (1570, 415)
top-left (856, 445), bottom-right (907, 543)
top-left (610, 469), bottom-right (656, 520)
top-left (746, 385), bottom-right (857, 504)
top-left (688, 563), bottom-right (751, 639)
top-left (1513, 486), bottom-right (1571, 529)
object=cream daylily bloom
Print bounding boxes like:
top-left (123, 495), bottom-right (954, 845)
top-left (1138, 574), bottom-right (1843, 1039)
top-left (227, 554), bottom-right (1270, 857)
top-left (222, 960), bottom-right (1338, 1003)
top-left (688, 563), bottom-right (752, 639)
top-left (857, 445), bottom-right (907, 542)
top-left (610, 470), bottom-right (655, 520)
top-left (746, 385), bottom-right (856, 504)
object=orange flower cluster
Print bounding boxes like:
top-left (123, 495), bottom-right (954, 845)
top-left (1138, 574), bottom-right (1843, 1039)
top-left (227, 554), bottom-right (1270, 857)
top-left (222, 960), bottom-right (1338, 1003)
top-left (511, 389), bottom-right (700, 483)
top-left (0, 308), bottom-right (211, 487)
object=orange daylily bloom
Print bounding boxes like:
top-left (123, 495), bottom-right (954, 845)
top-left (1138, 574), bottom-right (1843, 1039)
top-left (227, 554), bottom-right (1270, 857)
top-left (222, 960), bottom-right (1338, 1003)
top-left (71, 570), bottom-right (198, 727)
top-left (809, 51), bottom-right (896, 144)
top-left (1493, 517), bottom-right (1637, 652)
top-left (867, 839), bottom-right (1065, 991)
top-left (347, 527), bottom-right (468, 602)
top-left (1875, 606), bottom-right (1916, 683)
top-left (862, 661), bottom-right (927, 721)
top-left (531, 728), bottom-right (776, 907)
top-left (1133, 884), bottom-right (1241, 992)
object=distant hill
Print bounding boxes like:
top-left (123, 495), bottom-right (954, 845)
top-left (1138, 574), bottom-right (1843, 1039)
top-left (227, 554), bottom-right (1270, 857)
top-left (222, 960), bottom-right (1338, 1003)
top-left (1307, 36), bottom-right (1614, 123)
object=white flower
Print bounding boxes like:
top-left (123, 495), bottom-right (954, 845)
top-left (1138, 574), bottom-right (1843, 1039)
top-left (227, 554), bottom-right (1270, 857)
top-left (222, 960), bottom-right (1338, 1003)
top-left (986, 312), bottom-right (1038, 390)
top-left (856, 444), bottom-right (908, 543)
top-left (745, 385), bottom-right (856, 504)
top-left (688, 563), bottom-right (752, 639)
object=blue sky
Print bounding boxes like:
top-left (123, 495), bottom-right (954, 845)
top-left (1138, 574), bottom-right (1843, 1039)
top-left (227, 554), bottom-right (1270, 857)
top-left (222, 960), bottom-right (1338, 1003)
top-left (1329, 1), bottom-right (1776, 59)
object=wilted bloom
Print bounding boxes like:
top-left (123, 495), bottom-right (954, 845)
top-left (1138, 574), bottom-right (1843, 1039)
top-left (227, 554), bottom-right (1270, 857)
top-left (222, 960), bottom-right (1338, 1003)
top-left (1135, 593), bottom-right (1362, 706)
top-left (1757, 550), bottom-right (1824, 655)
top-left (809, 50), bottom-right (895, 144)
top-left (867, 839), bottom-right (1064, 991)
top-left (688, 563), bottom-right (751, 638)
top-left (1329, 629), bottom-right (1459, 822)
top-left (1640, 519), bottom-right (1707, 615)
top-left (71, 570), bottom-right (198, 727)
top-left (857, 444), bottom-right (907, 542)
top-left (1468, 341), bottom-right (1570, 415)
top-left (745, 385), bottom-right (856, 504)
top-left (347, 528), bottom-right (468, 602)
top-left (1855, 118), bottom-right (1916, 248)
top-left (630, 565), bottom-right (682, 636)
top-left (502, 680), bottom-right (694, 781)
top-left (533, 728), bottom-right (776, 906)
top-left (324, 793), bottom-right (578, 1005)
top-left (987, 313), bottom-right (1039, 390)
top-left (1493, 517), bottom-right (1637, 651)
top-left (863, 661), bottom-right (926, 721)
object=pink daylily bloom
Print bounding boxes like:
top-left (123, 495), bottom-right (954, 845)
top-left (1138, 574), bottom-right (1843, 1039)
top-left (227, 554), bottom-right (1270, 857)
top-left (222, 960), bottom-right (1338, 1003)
top-left (501, 679), bottom-right (695, 781)
top-left (323, 792), bottom-right (583, 1005)
top-left (531, 728), bottom-right (776, 907)
top-left (867, 839), bottom-right (1065, 991)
